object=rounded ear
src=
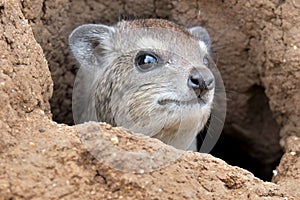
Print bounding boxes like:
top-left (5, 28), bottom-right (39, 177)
top-left (69, 24), bottom-right (115, 70)
top-left (188, 26), bottom-right (211, 53)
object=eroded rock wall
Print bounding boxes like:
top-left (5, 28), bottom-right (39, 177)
top-left (0, 0), bottom-right (299, 199)
top-left (0, 0), bottom-right (52, 152)
top-left (19, 0), bottom-right (300, 178)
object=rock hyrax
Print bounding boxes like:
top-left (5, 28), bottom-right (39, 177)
top-left (69, 19), bottom-right (215, 150)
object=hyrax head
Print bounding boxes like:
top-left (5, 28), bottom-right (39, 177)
top-left (69, 19), bottom-right (215, 150)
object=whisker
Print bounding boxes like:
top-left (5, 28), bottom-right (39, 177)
top-left (214, 88), bottom-right (239, 95)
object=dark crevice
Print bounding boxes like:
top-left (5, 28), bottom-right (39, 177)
top-left (209, 132), bottom-right (283, 181)
top-left (198, 85), bottom-right (283, 181)
top-left (94, 170), bottom-right (107, 184)
top-left (41, 0), bottom-right (47, 18)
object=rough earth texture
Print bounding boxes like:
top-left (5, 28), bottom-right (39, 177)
top-left (19, 0), bottom-right (300, 179)
top-left (273, 136), bottom-right (300, 198)
top-left (0, 0), bottom-right (299, 199)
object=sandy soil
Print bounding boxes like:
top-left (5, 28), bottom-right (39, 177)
top-left (0, 0), bottom-right (299, 199)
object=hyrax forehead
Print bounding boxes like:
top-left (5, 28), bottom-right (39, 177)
top-left (113, 19), bottom-right (209, 64)
top-left (118, 19), bottom-right (192, 36)
top-left (69, 18), bottom-right (212, 74)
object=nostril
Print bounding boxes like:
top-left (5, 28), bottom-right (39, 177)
top-left (206, 78), bottom-right (215, 90)
top-left (188, 77), bottom-right (200, 88)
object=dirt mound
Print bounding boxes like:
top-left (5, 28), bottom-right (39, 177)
top-left (0, 0), bottom-right (299, 199)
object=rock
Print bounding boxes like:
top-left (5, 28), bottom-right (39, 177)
top-left (273, 136), bottom-right (300, 199)
top-left (0, 0), bottom-right (299, 199)
top-left (19, 0), bottom-right (300, 178)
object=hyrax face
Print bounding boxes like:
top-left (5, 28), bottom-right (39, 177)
top-left (70, 19), bottom-right (215, 150)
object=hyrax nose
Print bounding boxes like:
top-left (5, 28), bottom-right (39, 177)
top-left (187, 68), bottom-right (215, 97)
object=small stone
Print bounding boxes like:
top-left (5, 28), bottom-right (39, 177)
top-left (39, 128), bottom-right (46, 132)
top-left (272, 170), bottom-right (278, 176)
top-left (110, 136), bottom-right (119, 145)
top-left (29, 142), bottom-right (36, 147)
top-left (290, 151), bottom-right (296, 156)
top-left (105, 124), bottom-right (112, 130)
top-left (126, 186), bottom-right (132, 190)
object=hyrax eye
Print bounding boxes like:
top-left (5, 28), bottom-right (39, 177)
top-left (203, 56), bottom-right (209, 66)
top-left (135, 52), bottom-right (158, 71)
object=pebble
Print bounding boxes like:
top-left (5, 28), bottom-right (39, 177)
top-left (39, 128), bottom-right (46, 132)
top-left (110, 136), bottom-right (119, 144)
top-left (29, 142), bottom-right (36, 147)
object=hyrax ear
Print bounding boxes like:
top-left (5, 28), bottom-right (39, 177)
top-left (69, 24), bottom-right (114, 70)
top-left (188, 26), bottom-right (211, 53)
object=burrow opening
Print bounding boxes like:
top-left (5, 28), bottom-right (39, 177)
top-left (198, 85), bottom-right (283, 181)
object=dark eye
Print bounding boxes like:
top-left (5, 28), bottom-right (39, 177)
top-left (203, 56), bottom-right (209, 66)
top-left (135, 52), bottom-right (158, 71)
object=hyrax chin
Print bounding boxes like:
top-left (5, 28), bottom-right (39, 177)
top-left (69, 19), bottom-right (215, 151)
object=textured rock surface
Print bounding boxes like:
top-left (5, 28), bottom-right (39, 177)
top-left (0, 120), bottom-right (294, 199)
top-left (0, 0), bottom-right (53, 153)
top-left (0, 0), bottom-right (299, 199)
top-left (273, 136), bottom-right (300, 199)
top-left (19, 0), bottom-right (300, 179)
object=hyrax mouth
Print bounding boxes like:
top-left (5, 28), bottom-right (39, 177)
top-left (158, 97), bottom-right (206, 107)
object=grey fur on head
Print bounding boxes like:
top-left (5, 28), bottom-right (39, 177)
top-left (188, 26), bottom-right (211, 53)
top-left (70, 19), bottom-right (214, 150)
